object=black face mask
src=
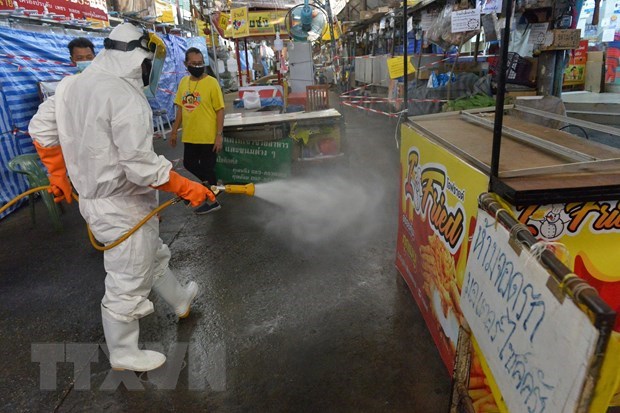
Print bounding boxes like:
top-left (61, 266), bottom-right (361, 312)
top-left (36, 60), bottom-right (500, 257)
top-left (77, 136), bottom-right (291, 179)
top-left (188, 65), bottom-right (205, 78)
top-left (142, 58), bottom-right (152, 86)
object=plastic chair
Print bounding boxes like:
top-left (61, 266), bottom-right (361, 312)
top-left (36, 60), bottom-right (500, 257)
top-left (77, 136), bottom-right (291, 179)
top-left (305, 85), bottom-right (330, 111)
top-left (8, 154), bottom-right (63, 231)
top-left (153, 109), bottom-right (171, 140)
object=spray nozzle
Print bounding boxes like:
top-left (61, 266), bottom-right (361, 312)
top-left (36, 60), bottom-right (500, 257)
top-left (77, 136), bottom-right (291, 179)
top-left (211, 183), bottom-right (255, 196)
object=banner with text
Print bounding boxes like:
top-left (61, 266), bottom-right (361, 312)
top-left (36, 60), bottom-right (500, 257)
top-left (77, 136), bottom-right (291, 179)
top-left (216, 137), bottom-right (292, 183)
top-left (396, 124), bottom-right (489, 371)
top-left (0, 0), bottom-right (108, 22)
top-left (214, 10), bottom-right (289, 38)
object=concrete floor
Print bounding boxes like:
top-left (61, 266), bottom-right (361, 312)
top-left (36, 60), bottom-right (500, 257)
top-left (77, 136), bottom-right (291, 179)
top-left (0, 104), bottom-right (451, 412)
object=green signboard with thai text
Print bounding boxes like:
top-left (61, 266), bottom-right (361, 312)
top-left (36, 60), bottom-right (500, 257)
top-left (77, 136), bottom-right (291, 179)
top-left (216, 137), bottom-right (293, 183)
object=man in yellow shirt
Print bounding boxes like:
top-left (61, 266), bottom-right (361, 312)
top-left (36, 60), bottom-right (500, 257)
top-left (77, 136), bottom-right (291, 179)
top-left (170, 47), bottom-right (225, 214)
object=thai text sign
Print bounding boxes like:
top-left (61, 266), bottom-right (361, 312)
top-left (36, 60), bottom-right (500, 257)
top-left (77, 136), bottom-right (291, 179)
top-left (451, 8), bottom-right (480, 33)
top-left (0, 0), bottom-right (108, 21)
top-left (461, 208), bottom-right (599, 413)
top-left (231, 7), bottom-right (249, 38)
top-left (216, 137), bottom-right (292, 183)
top-left (214, 10), bottom-right (288, 38)
top-left (387, 56), bottom-right (415, 79)
top-left (247, 10), bottom-right (287, 36)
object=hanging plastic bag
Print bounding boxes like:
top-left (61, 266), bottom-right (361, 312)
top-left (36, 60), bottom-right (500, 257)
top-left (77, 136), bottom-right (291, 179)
top-left (428, 71), bottom-right (439, 88)
top-left (426, 4), bottom-right (480, 50)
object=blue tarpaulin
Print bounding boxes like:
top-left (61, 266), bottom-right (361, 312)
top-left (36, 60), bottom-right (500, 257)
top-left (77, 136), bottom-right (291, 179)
top-left (0, 27), bottom-right (190, 219)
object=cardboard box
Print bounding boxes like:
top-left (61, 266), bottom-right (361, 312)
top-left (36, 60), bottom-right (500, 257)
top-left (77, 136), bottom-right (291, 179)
top-left (360, 10), bottom-right (373, 20)
top-left (585, 60), bottom-right (603, 93)
top-left (542, 29), bottom-right (581, 50)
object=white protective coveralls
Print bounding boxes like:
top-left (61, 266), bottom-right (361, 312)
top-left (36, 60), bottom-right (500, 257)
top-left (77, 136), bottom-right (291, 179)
top-left (29, 23), bottom-right (208, 372)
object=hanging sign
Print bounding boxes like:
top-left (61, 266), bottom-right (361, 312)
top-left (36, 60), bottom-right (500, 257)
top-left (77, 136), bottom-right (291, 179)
top-left (214, 12), bottom-right (233, 37)
top-left (461, 208), bottom-right (599, 413)
top-left (451, 8), bottom-right (480, 33)
top-left (528, 22), bottom-right (549, 44)
top-left (387, 56), bottom-right (415, 79)
top-left (478, 0), bottom-right (503, 14)
top-left (214, 10), bottom-right (289, 38)
top-left (330, 0), bottom-right (346, 17)
top-left (247, 10), bottom-right (288, 36)
top-left (231, 7), bottom-right (250, 38)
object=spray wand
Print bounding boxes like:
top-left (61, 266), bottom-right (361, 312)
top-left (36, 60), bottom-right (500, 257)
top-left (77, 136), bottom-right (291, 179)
top-left (210, 183), bottom-right (255, 197)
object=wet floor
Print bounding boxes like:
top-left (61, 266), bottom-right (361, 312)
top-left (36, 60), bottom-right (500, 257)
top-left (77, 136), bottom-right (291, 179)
top-left (0, 104), bottom-right (451, 412)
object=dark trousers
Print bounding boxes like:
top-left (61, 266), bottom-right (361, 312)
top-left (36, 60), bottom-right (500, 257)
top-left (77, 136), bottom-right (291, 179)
top-left (183, 142), bottom-right (218, 185)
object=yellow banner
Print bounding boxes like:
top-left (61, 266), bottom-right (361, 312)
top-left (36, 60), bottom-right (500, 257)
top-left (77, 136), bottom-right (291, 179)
top-left (215, 10), bottom-right (288, 39)
top-left (218, 13), bottom-right (233, 37)
top-left (231, 7), bottom-right (250, 38)
top-left (247, 10), bottom-right (288, 36)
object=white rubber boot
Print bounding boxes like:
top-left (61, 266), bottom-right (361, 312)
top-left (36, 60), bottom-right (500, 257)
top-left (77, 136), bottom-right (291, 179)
top-left (101, 305), bottom-right (166, 372)
top-left (153, 269), bottom-right (199, 318)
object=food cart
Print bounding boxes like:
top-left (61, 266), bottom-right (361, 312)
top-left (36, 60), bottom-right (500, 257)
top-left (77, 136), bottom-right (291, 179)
top-left (396, 106), bottom-right (620, 412)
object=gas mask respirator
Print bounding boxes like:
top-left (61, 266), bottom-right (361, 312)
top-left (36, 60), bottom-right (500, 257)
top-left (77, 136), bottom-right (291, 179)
top-left (142, 59), bottom-right (152, 86)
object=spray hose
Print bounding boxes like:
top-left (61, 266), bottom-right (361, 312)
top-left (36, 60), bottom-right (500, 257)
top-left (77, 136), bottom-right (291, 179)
top-left (0, 183), bottom-right (255, 251)
top-left (0, 185), bottom-right (182, 251)
top-left (84, 197), bottom-right (182, 252)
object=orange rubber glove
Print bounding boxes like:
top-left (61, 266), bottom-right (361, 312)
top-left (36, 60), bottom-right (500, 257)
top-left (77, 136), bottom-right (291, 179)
top-left (33, 141), bottom-right (73, 204)
top-left (155, 170), bottom-right (215, 207)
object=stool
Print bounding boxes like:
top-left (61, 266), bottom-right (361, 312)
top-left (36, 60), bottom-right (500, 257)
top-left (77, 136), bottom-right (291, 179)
top-left (153, 109), bottom-right (171, 140)
top-left (8, 154), bottom-right (63, 231)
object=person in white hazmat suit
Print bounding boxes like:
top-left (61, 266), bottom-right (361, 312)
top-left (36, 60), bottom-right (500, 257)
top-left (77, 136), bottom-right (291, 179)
top-left (28, 23), bottom-right (215, 372)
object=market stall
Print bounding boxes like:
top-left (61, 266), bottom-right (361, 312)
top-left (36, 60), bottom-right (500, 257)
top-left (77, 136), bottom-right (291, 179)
top-left (217, 108), bottom-right (344, 183)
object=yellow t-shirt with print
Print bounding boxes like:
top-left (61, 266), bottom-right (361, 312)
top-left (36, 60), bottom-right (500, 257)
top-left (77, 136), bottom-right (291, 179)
top-left (174, 75), bottom-right (225, 144)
